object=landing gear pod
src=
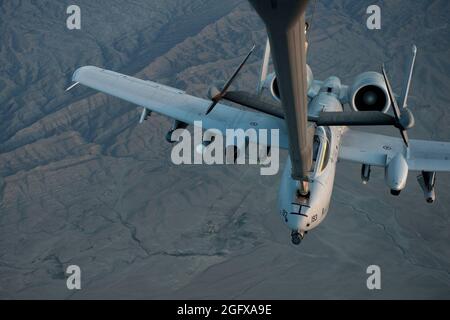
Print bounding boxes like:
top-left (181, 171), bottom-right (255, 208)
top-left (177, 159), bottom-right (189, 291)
top-left (385, 153), bottom-right (408, 195)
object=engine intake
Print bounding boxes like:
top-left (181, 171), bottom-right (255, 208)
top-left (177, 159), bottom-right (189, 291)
top-left (268, 64), bottom-right (313, 102)
top-left (348, 72), bottom-right (391, 113)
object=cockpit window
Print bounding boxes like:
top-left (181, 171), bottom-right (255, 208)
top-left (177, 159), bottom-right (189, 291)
top-left (312, 135), bottom-right (320, 161)
top-left (312, 126), bottom-right (331, 176)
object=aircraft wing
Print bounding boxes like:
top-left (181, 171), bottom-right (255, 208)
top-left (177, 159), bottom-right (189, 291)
top-left (71, 66), bottom-right (288, 148)
top-left (339, 129), bottom-right (450, 172)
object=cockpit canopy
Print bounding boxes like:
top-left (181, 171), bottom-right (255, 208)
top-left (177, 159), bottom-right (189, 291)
top-left (312, 126), bottom-right (331, 177)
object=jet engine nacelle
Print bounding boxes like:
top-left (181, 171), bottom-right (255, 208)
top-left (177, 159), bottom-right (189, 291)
top-left (264, 64), bottom-right (313, 102)
top-left (348, 71), bottom-right (391, 113)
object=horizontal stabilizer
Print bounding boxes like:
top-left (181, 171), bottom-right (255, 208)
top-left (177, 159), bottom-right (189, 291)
top-left (312, 111), bottom-right (396, 126)
top-left (223, 90), bottom-right (284, 118)
top-left (223, 91), bottom-right (397, 127)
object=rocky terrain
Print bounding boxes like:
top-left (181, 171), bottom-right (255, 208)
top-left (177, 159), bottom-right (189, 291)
top-left (0, 0), bottom-right (449, 299)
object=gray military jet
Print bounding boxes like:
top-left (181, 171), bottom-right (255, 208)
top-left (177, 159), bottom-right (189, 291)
top-left (68, 0), bottom-right (450, 244)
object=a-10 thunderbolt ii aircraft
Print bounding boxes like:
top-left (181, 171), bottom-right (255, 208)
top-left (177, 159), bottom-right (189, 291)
top-left (67, 0), bottom-right (450, 244)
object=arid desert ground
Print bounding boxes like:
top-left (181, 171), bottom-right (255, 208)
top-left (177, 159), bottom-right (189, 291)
top-left (0, 0), bottom-right (449, 299)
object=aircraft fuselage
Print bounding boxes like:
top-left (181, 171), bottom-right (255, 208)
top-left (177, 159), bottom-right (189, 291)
top-left (278, 77), bottom-right (345, 242)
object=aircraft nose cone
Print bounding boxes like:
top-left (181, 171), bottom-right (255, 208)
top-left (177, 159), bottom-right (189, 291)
top-left (286, 203), bottom-right (310, 231)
